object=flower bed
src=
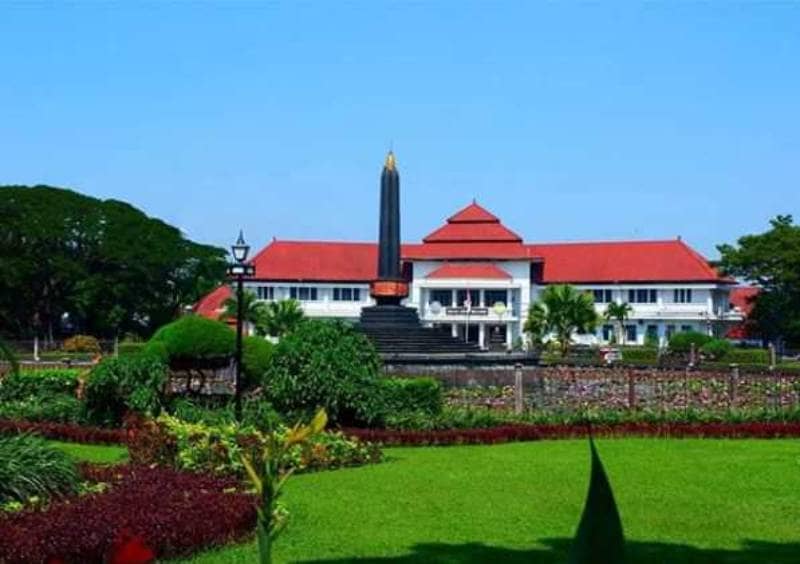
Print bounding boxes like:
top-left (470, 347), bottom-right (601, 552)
top-left (0, 419), bottom-right (126, 445)
top-left (0, 464), bottom-right (256, 563)
top-left (344, 421), bottom-right (800, 446)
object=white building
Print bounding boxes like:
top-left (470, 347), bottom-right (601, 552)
top-left (197, 202), bottom-right (744, 349)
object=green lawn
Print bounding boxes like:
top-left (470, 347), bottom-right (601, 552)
top-left (50, 440), bottom-right (128, 464)
top-left (173, 439), bottom-right (800, 564)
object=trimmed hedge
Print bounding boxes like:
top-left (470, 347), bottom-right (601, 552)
top-left (721, 348), bottom-right (770, 365)
top-left (0, 369), bottom-right (80, 401)
top-left (146, 315), bottom-right (235, 362)
top-left (620, 347), bottom-right (658, 364)
top-left (668, 331), bottom-right (712, 352)
top-left (381, 377), bottom-right (443, 416)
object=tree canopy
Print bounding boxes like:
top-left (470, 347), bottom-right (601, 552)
top-left (524, 284), bottom-right (599, 355)
top-left (718, 215), bottom-right (800, 347)
top-left (0, 185), bottom-right (227, 340)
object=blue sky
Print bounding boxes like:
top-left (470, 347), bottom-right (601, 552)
top-left (1, 2), bottom-right (798, 258)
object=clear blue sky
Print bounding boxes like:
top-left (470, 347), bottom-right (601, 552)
top-left (1, 3), bottom-right (798, 258)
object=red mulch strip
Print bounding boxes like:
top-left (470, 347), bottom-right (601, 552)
top-left (343, 421), bottom-right (800, 446)
top-left (0, 419), bottom-right (127, 445)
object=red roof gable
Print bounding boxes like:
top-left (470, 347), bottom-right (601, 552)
top-left (403, 242), bottom-right (532, 260)
top-left (194, 285), bottom-right (231, 319)
top-left (447, 202), bottom-right (500, 223)
top-left (426, 263), bottom-right (512, 280)
top-left (527, 240), bottom-right (728, 283)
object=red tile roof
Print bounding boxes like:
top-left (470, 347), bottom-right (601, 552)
top-left (249, 240), bottom-right (378, 281)
top-left (527, 240), bottom-right (728, 283)
top-left (726, 286), bottom-right (760, 339)
top-left (426, 263), bottom-right (512, 280)
top-left (402, 242), bottom-right (532, 260)
top-left (424, 201), bottom-right (522, 243)
top-left (193, 284), bottom-right (231, 319)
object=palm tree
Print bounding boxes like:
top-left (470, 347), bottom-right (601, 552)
top-left (524, 284), bottom-right (599, 356)
top-left (221, 289), bottom-right (269, 336)
top-left (261, 299), bottom-right (305, 338)
top-left (604, 302), bottom-right (633, 345)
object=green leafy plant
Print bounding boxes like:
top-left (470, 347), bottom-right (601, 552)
top-left (242, 336), bottom-right (273, 387)
top-left (0, 338), bottom-right (19, 375)
top-left (241, 409), bottom-right (327, 564)
top-left (0, 369), bottom-right (80, 401)
top-left (700, 338), bottom-right (733, 361)
top-left (221, 289), bottom-right (269, 335)
top-left (0, 433), bottom-right (79, 504)
top-left (568, 437), bottom-right (625, 564)
top-left (84, 353), bottom-right (167, 426)
top-left (263, 320), bottom-right (384, 425)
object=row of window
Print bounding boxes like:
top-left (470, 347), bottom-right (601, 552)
top-left (600, 324), bottom-right (695, 342)
top-left (587, 288), bottom-right (698, 304)
top-left (254, 286), bottom-right (363, 302)
top-left (428, 289), bottom-right (510, 308)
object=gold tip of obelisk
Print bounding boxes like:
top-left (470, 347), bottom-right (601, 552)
top-left (384, 151), bottom-right (396, 170)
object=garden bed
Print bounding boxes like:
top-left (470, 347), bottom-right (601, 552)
top-left (0, 463), bottom-right (256, 563)
top-left (0, 419), bottom-right (127, 445)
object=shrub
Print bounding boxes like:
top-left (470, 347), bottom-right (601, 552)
top-left (242, 336), bottom-right (273, 387)
top-left (0, 434), bottom-right (79, 504)
top-left (263, 320), bottom-right (384, 426)
top-left (668, 331), bottom-right (712, 352)
top-left (0, 395), bottom-right (84, 423)
top-left (117, 341), bottom-right (146, 356)
top-left (620, 347), bottom-right (658, 364)
top-left (381, 377), bottom-right (443, 416)
top-left (722, 348), bottom-right (770, 365)
top-left (700, 338), bottom-right (733, 361)
top-left (146, 315), bottom-right (235, 363)
top-left (0, 465), bottom-right (256, 563)
top-left (128, 414), bottom-right (381, 477)
top-left (62, 335), bottom-right (101, 354)
top-left (84, 354), bottom-right (167, 427)
top-left (0, 369), bottom-right (80, 402)
top-left (168, 397), bottom-right (283, 432)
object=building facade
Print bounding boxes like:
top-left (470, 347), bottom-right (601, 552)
top-left (197, 202), bottom-right (745, 349)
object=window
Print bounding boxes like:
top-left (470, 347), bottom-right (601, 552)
top-left (673, 289), bottom-right (693, 303)
top-left (333, 287), bottom-right (361, 302)
top-left (429, 289), bottom-right (452, 307)
top-left (680, 324), bottom-right (693, 333)
top-left (646, 325), bottom-right (659, 342)
top-left (484, 290), bottom-right (507, 308)
top-left (289, 287), bottom-right (318, 301)
top-left (592, 289), bottom-right (613, 303)
top-left (602, 324), bottom-right (614, 341)
top-left (625, 325), bottom-right (638, 343)
top-left (628, 289), bottom-right (657, 303)
top-left (257, 286), bottom-right (274, 300)
top-left (456, 289), bottom-right (480, 307)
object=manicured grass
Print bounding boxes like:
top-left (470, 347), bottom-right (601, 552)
top-left (176, 439), bottom-right (800, 563)
top-left (49, 440), bottom-right (128, 464)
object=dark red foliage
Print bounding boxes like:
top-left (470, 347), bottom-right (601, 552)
top-left (0, 465), bottom-right (256, 563)
top-left (0, 418), bottom-right (127, 445)
top-left (107, 531), bottom-right (155, 564)
top-left (343, 421), bottom-right (800, 446)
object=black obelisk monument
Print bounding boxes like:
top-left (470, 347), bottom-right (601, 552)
top-left (360, 152), bottom-right (419, 327)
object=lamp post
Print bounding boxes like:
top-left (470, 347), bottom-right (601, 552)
top-left (228, 230), bottom-right (255, 421)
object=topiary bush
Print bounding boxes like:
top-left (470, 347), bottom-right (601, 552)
top-left (62, 335), bottom-right (101, 354)
top-left (242, 336), bottom-right (273, 388)
top-left (145, 315), bottom-right (235, 364)
top-left (263, 320), bottom-right (384, 426)
top-left (381, 377), bottom-right (443, 416)
top-left (722, 348), bottom-right (770, 365)
top-left (0, 434), bottom-right (79, 504)
top-left (84, 353), bottom-right (168, 427)
top-left (700, 338), bottom-right (733, 361)
top-left (668, 331), bottom-right (712, 353)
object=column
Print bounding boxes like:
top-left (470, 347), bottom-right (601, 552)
top-left (478, 323), bottom-right (486, 349)
top-left (451, 323), bottom-right (458, 338)
top-left (506, 321), bottom-right (513, 349)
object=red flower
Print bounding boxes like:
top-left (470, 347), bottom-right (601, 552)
top-left (107, 531), bottom-right (155, 564)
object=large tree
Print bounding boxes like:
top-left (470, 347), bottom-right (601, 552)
top-left (718, 215), bottom-right (800, 348)
top-left (0, 185), bottom-right (227, 340)
top-left (524, 284), bottom-right (599, 355)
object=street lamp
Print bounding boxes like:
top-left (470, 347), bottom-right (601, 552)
top-left (227, 230), bottom-right (255, 421)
